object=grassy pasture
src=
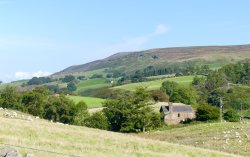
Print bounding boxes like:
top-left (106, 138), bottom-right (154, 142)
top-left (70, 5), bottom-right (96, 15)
top-left (137, 122), bottom-right (250, 157)
top-left (113, 76), bottom-right (195, 91)
top-left (0, 110), bottom-right (239, 157)
top-left (76, 78), bottom-right (111, 93)
top-left (66, 95), bottom-right (105, 108)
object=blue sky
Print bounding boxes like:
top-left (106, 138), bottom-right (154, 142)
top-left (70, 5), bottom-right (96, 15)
top-left (1, 0), bottom-right (250, 82)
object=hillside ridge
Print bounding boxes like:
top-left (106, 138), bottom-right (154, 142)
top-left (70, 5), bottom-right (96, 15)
top-left (53, 44), bottom-right (250, 76)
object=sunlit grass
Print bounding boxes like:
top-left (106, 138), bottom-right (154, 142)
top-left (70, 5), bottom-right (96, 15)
top-left (113, 76), bottom-right (195, 91)
top-left (66, 95), bottom-right (105, 108)
top-left (137, 122), bottom-right (250, 157)
top-left (0, 110), bottom-right (239, 157)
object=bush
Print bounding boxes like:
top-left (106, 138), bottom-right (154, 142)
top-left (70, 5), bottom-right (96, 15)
top-left (72, 101), bottom-right (89, 126)
top-left (161, 81), bottom-right (195, 104)
top-left (196, 104), bottom-right (220, 121)
top-left (224, 109), bottom-right (240, 122)
top-left (84, 112), bottom-right (109, 130)
top-left (43, 95), bottom-right (76, 123)
top-left (46, 85), bottom-right (60, 93)
top-left (0, 86), bottom-right (21, 110)
top-left (67, 82), bottom-right (77, 92)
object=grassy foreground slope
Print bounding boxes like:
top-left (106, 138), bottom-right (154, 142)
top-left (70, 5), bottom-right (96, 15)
top-left (137, 122), bottom-right (250, 157)
top-left (113, 76), bottom-right (195, 91)
top-left (0, 110), bottom-right (238, 157)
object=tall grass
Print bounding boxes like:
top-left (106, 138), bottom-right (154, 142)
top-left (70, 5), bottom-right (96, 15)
top-left (0, 110), bottom-right (239, 157)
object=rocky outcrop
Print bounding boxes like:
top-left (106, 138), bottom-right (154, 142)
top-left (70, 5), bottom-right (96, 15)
top-left (0, 148), bottom-right (35, 157)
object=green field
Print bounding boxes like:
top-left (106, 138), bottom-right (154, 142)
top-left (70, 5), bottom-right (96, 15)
top-left (0, 80), bottom-right (27, 90)
top-left (76, 78), bottom-right (111, 93)
top-left (0, 110), bottom-right (238, 157)
top-left (66, 95), bottom-right (105, 108)
top-left (113, 76), bottom-right (195, 91)
top-left (137, 122), bottom-right (250, 157)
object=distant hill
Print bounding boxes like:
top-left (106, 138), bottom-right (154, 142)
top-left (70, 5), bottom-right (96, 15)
top-left (54, 44), bottom-right (250, 77)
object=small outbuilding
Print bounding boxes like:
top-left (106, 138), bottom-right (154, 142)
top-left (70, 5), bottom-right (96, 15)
top-left (159, 102), bottom-right (195, 125)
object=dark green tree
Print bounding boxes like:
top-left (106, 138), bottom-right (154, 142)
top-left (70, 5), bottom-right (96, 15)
top-left (161, 81), bottom-right (178, 96)
top-left (0, 86), bottom-right (21, 110)
top-left (200, 65), bottom-right (210, 75)
top-left (205, 70), bottom-right (227, 92)
top-left (21, 87), bottom-right (49, 117)
top-left (161, 81), bottom-right (195, 104)
top-left (77, 76), bottom-right (86, 80)
top-left (67, 82), bottom-right (77, 92)
top-left (224, 109), bottom-right (240, 122)
top-left (196, 104), bottom-right (220, 121)
top-left (103, 87), bottom-right (161, 132)
top-left (84, 111), bottom-right (109, 130)
top-left (72, 101), bottom-right (89, 126)
top-left (44, 95), bottom-right (75, 123)
top-left (62, 75), bottom-right (75, 83)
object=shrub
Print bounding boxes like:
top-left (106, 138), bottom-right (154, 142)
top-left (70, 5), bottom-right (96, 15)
top-left (196, 104), bottom-right (220, 121)
top-left (72, 101), bottom-right (90, 126)
top-left (67, 82), bottom-right (77, 92)
top-left (0, 86), bottom-right (21, 110)
top-left (43, 95), bottom-right (76, 123)
top-left (84, 112), bottom-right (109, 130)
top-left (224, 109), bottom-right (240, 122)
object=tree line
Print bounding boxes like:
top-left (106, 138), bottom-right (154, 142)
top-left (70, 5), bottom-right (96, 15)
top-left (117, 64), bottom-right (211, 84)
top-left (0, 86), bottom-right (162, 132)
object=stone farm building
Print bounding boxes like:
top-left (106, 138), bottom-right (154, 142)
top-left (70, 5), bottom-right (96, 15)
top-left (159, 102), bottom-right (195, 125)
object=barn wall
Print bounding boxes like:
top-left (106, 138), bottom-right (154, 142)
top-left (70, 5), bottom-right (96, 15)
top-left (164, 112), bottom-right (194, 125)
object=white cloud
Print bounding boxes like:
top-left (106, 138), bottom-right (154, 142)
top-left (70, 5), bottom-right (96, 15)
top-left (15, 71), bottom-right (52, 80)
top-left (104, 24), bottom-right (169, 53)
top-left (154, 24), bottom-right (169, 35)
top-left (33, 71), bottom-right (52, 78)
top-left (15, 72), bottom-right (31, 80)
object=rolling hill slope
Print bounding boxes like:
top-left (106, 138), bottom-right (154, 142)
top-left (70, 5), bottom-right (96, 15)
top-left (137, 122), bottom-right (250, 157)
top-left (0, 109), bottom-right (240, 157)
top-left (53, 44), bottom-right (250, 77)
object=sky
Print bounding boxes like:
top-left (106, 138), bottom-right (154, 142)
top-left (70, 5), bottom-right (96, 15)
top-left (1, 0), bottom-right (250, 82)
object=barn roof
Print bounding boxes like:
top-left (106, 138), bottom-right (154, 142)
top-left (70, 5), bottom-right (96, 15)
top-left (172, 105), bottom-right (193, 112)
top-left (159, 102), bottom-right (193, 113)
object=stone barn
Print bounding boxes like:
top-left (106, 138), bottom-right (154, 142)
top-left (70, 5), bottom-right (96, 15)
top-left (160, 102), bottom-right (195, 125)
